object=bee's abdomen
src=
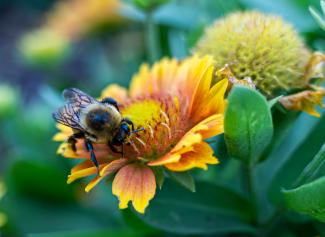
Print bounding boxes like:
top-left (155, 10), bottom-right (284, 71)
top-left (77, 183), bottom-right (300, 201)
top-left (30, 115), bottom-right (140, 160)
top-left (86, 109), bottom-right (111, 131)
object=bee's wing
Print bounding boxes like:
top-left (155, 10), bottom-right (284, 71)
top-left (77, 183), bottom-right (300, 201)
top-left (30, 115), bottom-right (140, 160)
top-left (52, 88), bottom-right (98, 130)
top-left (63, 88), bottom-right (98, 108)
top-left (52, 103), bottom-right (84, 130)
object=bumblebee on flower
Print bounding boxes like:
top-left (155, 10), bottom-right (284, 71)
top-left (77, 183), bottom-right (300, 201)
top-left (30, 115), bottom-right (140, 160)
top-left (53, 55), bottom-right (228, 214)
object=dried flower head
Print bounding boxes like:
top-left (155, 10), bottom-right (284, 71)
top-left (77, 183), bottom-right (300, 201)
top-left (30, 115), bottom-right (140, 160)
top-left (194, 11), bottom-right (311, 97)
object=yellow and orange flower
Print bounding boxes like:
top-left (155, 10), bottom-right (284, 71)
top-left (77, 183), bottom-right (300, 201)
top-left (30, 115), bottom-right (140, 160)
top-left (54, 55), bottom-right (228, 213)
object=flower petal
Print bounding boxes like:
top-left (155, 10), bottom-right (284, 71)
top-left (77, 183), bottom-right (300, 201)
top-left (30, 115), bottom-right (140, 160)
top-left (130, 58), bottom-right (178, 97)
top-left (84, 158), bottom-right (129, 192)
top-left (148, 114), bottom-right (223, 166)
top-left (100, 84), bottom-right (128, 102)
top-left (112, 164), bottom-right (156, 214)
top-left (67, 159), bottom-right (107, 184)
top-left (58, 139), bottom-right (111, 159)
top-left (53, 124), bottom-right (73, 141)
top-left (165, 142), bottom-right (219, 171)
top-left (279, 89), bottom-right (325, 117)
top-left (190, 78), bottom-right (228, 123)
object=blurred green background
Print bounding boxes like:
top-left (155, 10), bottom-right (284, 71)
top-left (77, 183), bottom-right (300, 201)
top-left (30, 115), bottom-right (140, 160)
top-left (0, 0), bottom-right (324, 236)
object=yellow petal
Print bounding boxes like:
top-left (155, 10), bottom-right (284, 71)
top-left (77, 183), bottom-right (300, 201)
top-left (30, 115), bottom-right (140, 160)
top-left (129, 59), bottom-right (179, 98)
top-left (53, 132), bottom-right (68, 142)
top-left (165, 142), bottom-right (219, 171)
top-left (68, 163), bottom-right (105, 184)
top-left (100, 84), bottom-right (128, 102)
top-left (58, 139), bottom-right (111, 159)
top-left (112, 164), bottom-right (156, 214)
top-left (53, 124), bottom-right (73, 141)
top-left (148, 114), bottom-right (223, 166)
top-left (83, 158), bottom-right (129, 192)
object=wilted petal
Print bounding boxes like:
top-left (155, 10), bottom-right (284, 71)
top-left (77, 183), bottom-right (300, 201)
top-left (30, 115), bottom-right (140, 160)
top-left (216, 64), bottom-right (256, 90)
top-left (303, 52), bottom-right (325, 84)
top-left (280, 89), bottom-right (325, 117)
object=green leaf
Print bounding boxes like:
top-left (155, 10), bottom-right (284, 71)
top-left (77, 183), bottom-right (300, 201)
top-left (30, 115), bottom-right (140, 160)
top-left (28, 229), bottom-right (140, 237)
top-left (293, 143), bottom-right (325, 187)
top-left (268, 96), bottom-right (282, 109)
top-left (268, 113), bottom-right (325, 205)
top-left (322, 0), bottom-right (325, 14)
top-left (151, 167), bottom-right (165, 189)
top-left (137, 180), bottom-right (255, 235)
top-left (283, 176), bottom-right (325, 222)
top-left (9, 160), bottom-right (76, 203)
top-left (166, 170), bottom-right (195, 192)
top-left (121, 209), bottom-right (157, 235)
top-left (132, 0), bottom-right (170, 11)
top-left (224, 86), bottom-right (273, 165)
top-left (309, 6), bottom-right (325, 31)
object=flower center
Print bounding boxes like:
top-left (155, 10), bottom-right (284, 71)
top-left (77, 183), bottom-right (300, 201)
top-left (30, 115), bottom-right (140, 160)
top-left (122, 100), bottom-right (163, 129)
top-left (120, 96), bottom-right (188, 160)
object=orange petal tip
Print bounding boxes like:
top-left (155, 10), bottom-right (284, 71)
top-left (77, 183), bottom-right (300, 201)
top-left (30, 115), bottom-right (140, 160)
top-left (112, 164), bottom-right (156, 214)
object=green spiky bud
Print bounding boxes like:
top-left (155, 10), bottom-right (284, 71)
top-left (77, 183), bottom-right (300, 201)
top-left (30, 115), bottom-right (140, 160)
top-left (194, 11), bottom-right (311, 97)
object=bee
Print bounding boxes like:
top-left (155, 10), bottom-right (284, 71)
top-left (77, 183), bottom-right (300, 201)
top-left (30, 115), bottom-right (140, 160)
top-left (52, 88), bottom-right (144, 174)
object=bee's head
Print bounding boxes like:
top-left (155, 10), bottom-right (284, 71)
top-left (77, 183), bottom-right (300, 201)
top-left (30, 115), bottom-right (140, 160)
top-left (86, 108), bottom-right (112, 131)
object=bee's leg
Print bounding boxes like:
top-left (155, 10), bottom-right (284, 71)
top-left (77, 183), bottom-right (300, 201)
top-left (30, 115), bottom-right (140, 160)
top-left (101, 97), bottom-right (119, 111)
top-left (108, 142), bottom-right (122, 155)
top-left (85, 140), bottom-right (100, 175)
top-left (67, 132), bottom-right (84, 152)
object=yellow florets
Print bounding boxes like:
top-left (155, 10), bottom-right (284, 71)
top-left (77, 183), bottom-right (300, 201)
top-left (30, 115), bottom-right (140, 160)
top-left (194, 11), bottom-right (310, 96)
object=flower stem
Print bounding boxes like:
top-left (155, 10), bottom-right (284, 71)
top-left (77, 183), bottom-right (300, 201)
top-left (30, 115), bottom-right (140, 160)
top-left (259, 207), bottom-right (284, 237)
top-left (145, 11), bottom-right (160, 63)
top-left (243, 163), bottom-right (258, 223)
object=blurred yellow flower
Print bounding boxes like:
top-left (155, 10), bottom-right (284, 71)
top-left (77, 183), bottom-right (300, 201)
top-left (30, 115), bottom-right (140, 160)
top-left (19, 0), bottom-right (124, 66)
top-left (0, 180), bottom-right (6, 201)
top-left (54, 55), bottom-right (228, 213)
top-left (19, 29), bottom-right (70, 66)
top-left (0, 213), bottom-right (7, 229)
top-left (0, 84), bottom-right (17, 118)
top-left (45, 0), bottom-right (125, 40)
top-left (0, 180), bottom-right (7, 229)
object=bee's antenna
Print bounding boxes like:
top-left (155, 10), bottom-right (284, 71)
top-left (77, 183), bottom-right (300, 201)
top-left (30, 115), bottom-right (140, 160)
top-left (131, 127), bottom-right (145, 134)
